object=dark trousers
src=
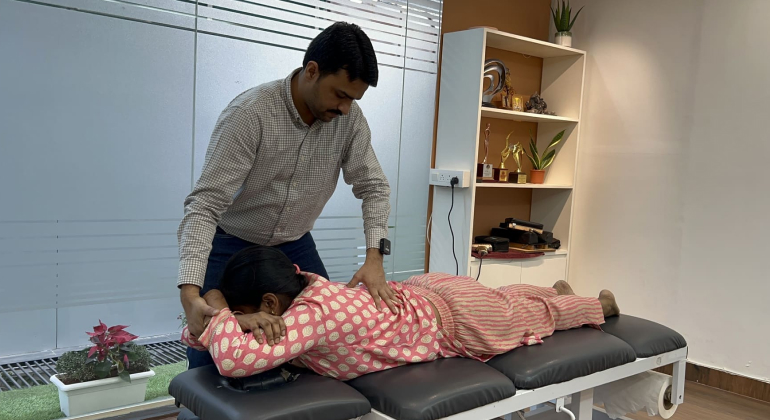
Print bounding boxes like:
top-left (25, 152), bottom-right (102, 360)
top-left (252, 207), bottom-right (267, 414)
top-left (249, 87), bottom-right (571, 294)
top-left (186, 227), bottom-right (329, 370)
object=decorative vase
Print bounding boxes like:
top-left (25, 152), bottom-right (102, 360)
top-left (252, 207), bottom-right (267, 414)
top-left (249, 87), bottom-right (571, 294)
top-left (530, 169), bottom-right (546, 184)
top-left (51, 370), bottom-right (155, 416)
top-left (554, 31), bottom-right (572, 47)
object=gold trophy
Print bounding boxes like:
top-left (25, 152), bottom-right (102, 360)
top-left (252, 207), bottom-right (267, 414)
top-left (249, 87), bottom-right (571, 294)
top-left (495, 131), bottom-right (514, 182)
top-left (476, 123), bottom-right (495, 181)
top-left (508, 142), bottom-right (527, 183)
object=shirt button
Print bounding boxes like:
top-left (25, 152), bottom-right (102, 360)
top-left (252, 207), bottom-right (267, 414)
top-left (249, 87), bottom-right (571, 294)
top-left (293, 181), bottom-right (299, 188)
top-left (276, 227), bottom-right (284, 233)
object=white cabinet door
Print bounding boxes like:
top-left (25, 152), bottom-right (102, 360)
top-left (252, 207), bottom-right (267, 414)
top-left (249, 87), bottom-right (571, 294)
top-left (470, 259), bottom-right (522, 288)
top-left (520, 256), bottom-right (567, 288)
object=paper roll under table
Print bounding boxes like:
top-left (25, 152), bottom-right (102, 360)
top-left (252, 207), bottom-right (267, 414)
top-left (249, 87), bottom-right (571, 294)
top-left (594, 371), bottom-right (677, 419)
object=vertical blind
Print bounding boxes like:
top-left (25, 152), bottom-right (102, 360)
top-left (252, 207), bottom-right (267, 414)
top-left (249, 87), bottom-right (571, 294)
top-left (0, 0), bottom-right (442, 357)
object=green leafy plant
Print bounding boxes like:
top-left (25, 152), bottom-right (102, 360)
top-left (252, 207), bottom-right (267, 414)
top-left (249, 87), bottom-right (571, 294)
top-left (524, 129), bottom-right (566, 170)
top-left (55, 321), bottom-right (152, 383)
top-left (85, 321), bottom-right (141, 382)
top-left (178, 312), bottom-right (187, 329)
top-left (551, 1), bottom-right (584, 33)
top-left (57, 343), bottom-right (151, 384)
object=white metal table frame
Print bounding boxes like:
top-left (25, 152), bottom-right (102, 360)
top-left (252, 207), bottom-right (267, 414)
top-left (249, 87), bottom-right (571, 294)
top-left (361, 347), bottom-right (687, 420)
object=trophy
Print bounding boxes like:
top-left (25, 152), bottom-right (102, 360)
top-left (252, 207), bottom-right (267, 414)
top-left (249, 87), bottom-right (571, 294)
top-left (476, 123), bottom-right (495, 182)
top-left (508, 141), bottom-right (527, 184)
top-left (495, 131), bottom-right (514, 182)
top-left (481, 59), bottom-right (507, 108)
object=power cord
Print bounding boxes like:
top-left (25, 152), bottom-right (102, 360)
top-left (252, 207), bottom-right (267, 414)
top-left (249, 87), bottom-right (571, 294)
top-left (448, 177), bottom-right (459, 276)
top-left (474, 246), bottom-right (488, 281)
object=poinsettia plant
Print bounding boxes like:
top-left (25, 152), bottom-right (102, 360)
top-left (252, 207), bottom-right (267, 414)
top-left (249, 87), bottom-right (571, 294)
top-left (85, 320), bottom-right (140, 382)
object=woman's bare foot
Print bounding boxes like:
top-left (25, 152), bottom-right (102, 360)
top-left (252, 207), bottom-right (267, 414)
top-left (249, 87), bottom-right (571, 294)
top-left (599, 290), bottom-right (620, 317)
top-left (553, 280), bottom-right (575, 296)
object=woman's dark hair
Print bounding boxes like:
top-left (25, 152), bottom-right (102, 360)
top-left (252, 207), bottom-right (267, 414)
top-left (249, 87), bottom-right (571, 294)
top-left (303, 22), bottom-right (379, 87)
top-left (219, 245), bottom-right (306, 309)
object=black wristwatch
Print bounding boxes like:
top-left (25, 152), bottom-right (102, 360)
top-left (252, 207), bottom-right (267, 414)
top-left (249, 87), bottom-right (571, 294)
top-left (379, 238), bottom-right (391, 256)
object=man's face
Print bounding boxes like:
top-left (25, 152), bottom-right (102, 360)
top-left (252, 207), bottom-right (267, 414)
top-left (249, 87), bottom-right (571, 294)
top-left (305, 66), bottom-right (369, 123)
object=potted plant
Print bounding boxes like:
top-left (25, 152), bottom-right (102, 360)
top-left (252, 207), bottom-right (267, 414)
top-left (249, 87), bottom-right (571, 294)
top-left (524, 129), bottom-right (566, 184)
top-left (51, 321), bottom-right (155, 416)
top-left (551, 1), bottom-right (584, 47)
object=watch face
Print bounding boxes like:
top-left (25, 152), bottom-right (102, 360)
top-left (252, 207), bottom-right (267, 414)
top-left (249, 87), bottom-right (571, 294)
top-left (380, 238), bottom-right (391, 255)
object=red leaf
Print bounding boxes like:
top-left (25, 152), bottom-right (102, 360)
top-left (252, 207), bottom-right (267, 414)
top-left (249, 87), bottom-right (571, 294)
top-left (124, 354), bottom-right (130, 369)
top-left (92, 320), bottom-right (107, 335)
top-left (108, 325), bottom-right (128, 333)
top-left (113, 331), bottom-right (138, 343)
top-left (88, 346), bottom-right (98, 358)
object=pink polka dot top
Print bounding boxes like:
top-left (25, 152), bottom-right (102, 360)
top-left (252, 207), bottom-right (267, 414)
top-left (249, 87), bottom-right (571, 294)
top-left (182, 273), bottom-right (459, 380)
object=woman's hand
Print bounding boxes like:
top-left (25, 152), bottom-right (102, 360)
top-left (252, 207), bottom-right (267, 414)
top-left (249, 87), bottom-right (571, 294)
top-left (235, 312), bottom-right (286, 346)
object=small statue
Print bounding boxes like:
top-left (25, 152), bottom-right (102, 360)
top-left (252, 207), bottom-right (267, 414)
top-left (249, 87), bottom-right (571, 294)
top-left (509, 141), bottom-right (527, 183)
top-left (525, 92), bottom-right (547, 114)
top-left (482, 123), bottom-right (491, 165)
top-left (511, 142), bottom-right (523, 172)
top-left (525, 92), bottom-right (557, 115)
top-left (477, 123), bottom-right (494, 181)
top-left (482, 60), bottom-right (508, 107)
top-left (500, 141), bottom-right (512, 170)
top-left (495, 131), bottom-right (517, 182)
top-left (501, 73), bottom-right (515, 109)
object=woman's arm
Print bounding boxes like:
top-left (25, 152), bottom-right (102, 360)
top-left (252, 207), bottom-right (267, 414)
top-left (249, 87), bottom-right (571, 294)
top-left (198, 304), bottom-right (324, 377)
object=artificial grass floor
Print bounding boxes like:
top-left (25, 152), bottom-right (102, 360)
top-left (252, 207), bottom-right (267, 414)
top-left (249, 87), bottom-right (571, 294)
top-left (0, 361), bottom-right (186, 420)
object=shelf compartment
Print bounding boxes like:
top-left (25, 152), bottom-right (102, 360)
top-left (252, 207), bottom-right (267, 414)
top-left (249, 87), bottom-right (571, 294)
top-left (481, 108), bottom-right (579, 123)
top-left (485, 29), bottom-right (586, 58)
top-left (476, 182), bottom-right (573, 190)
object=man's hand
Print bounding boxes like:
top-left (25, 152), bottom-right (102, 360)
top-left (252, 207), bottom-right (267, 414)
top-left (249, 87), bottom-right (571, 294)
top-left (180, 285), bottom-right (220, 337)
top-left (235, 313), bottom-right (286, 346)
top-left (347, 248), bottom-right (398, 314)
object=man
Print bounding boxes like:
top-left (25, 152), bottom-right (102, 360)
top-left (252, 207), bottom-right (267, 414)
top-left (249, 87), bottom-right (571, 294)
top-left (178, 22), bottom-right (397, 370)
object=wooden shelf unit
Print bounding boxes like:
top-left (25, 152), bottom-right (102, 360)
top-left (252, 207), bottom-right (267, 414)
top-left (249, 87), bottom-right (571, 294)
top-left (429, 28), bottom-right (586, 284)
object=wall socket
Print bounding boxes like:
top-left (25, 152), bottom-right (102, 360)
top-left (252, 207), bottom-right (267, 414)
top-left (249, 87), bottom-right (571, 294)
top-left (429, 169), bottom-right (471, 187)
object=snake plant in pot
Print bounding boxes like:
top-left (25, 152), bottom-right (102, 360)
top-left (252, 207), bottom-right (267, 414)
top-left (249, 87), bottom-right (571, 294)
top-left (551, 1), bottom-right (584, 47)
top-left (524, 129), bottom-right (566, 184)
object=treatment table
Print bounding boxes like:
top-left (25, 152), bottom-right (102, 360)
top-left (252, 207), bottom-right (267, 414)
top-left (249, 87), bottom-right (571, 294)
top-left (169, 315), bottom-right (687, 420)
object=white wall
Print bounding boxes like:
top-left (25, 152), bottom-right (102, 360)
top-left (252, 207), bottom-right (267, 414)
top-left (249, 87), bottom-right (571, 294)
top-left (567, 0), bottom-right (770, 381)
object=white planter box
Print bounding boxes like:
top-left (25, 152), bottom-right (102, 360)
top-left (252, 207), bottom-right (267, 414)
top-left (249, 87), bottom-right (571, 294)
top-left (50, 370), bottom-right (155, 417)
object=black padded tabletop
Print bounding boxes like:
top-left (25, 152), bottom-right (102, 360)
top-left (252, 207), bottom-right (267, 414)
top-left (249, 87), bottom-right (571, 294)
top-left (601, 314), bottom-right (687, 358)
top-left (487, 327), bottom-right (636, 389)
top-left (348, 358), bottom-right (515, 420)
top-left (169, 365), bottom-right (371, 420)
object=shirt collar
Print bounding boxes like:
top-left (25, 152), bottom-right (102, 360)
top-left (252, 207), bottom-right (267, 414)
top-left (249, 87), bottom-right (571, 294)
top-left (282, 68), bottom-right (305, 126)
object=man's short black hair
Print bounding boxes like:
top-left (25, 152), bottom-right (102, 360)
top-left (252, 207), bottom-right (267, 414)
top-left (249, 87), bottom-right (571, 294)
top-left (303, 22), bottom-right (379, 87)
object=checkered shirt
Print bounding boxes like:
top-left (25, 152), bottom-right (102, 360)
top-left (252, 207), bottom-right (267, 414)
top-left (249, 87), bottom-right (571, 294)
top-left (177, 69), bottom-right (391, 288)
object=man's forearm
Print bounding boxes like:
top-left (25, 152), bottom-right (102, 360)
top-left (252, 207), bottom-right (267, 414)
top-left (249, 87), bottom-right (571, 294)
top-left (180, 284), bottom-right (201, 303)
top-left (202, 289), bottom-right (229, 311)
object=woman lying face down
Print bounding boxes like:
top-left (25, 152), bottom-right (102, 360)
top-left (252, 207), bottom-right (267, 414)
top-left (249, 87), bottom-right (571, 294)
top-left (181, 245), bottom-right (619, 381)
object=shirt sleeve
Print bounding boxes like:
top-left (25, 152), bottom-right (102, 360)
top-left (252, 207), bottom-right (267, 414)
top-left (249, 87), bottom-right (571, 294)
top-left (341, 106), bottom-right (391, 250)
top-left (177, 106), bottom-right (259, 288)
top-left (198, 305), bottom-right (325, 377)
